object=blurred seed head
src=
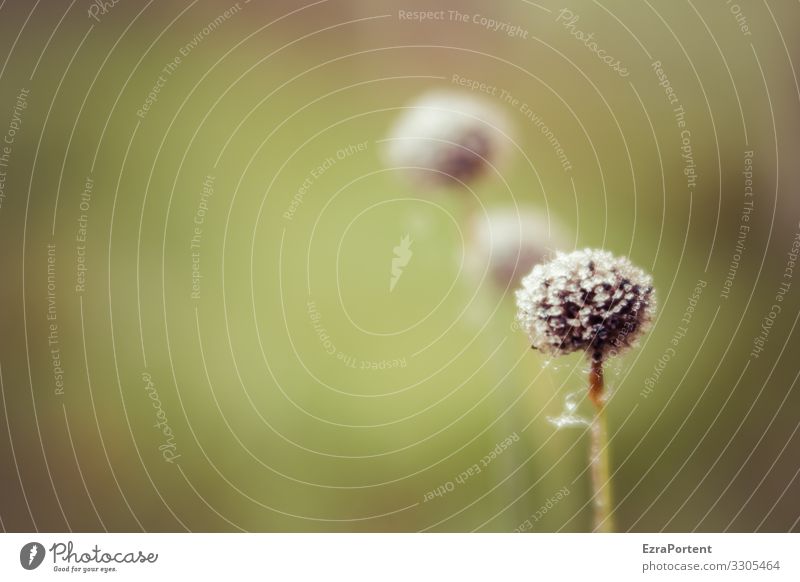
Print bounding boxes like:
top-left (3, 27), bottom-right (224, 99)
top-left (515, 248), bottom-right (656, 361)
top-left (466, 206), bottom-right (569, 289)
top-left (384, 90), bottom-right (512, 186)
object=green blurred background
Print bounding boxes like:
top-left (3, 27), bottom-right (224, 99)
top-left (0, 0), bottom-right (799, 532)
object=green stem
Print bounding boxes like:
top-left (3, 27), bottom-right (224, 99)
top-left (589, 359), bottom-right (614, 532)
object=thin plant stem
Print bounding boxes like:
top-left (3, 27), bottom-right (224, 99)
top-left (468, 246), bottom-right (527, 530)
top-left (588, 359), bottom-right (614, 532)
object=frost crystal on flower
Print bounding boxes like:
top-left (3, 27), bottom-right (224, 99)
top-left (467, 207), bottom-right (568, 288)
top-left (515, 249), bottom-right (656, 361)
top-left (384, 90), bottom-right (511, 185)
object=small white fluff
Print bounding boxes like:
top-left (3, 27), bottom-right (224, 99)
top-left (515, 249), bottom-right (656, 361)
top-left (466, 207), bottom-right (569, 289)
top-left (384, 90), bottom-right (512, 186)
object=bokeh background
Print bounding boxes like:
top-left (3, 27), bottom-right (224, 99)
top-left (0, 0), bottom-right (799, 532)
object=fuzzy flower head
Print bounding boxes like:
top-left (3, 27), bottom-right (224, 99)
top-left (466, 207), bottom-right (569, 289)
top-left (515, 249), bottom-right (656, 362)
top-left (384, 90), bottom-right (511, 186)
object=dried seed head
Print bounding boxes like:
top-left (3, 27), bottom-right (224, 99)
top-left (466, 207), bottom-right (569, 289)
top-left (515, 248), bottom-right (656, 361)
top-left (383, 90), bottom-right (511, 186)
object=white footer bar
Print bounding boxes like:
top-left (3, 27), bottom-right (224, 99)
top-left (1, 533), bottom-right (797, 581)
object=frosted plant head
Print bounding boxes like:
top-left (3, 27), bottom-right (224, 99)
top-left (383, 90), bottom-right (512, 186)
top-left (467, 206), bottom-right (569, 289)
top-left (515, 248), bottom-right (656, 362)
